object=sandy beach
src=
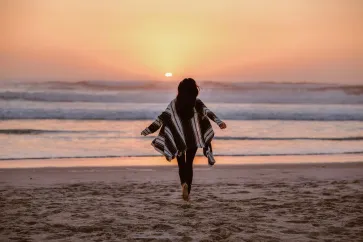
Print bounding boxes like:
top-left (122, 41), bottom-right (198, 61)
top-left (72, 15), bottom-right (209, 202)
top-left (1, 161), bottom-right (363, 242)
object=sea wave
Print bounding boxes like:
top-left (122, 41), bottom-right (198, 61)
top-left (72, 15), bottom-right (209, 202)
top-left (1, 103), bottom-right (363, 121)
top-left (0, 129), bottom-right (115, 134)
top-left (214, 136), bottom-right (363, 141)
top-left (1, 129), bottom-right (363, 141)
top-left (0, 91), bottom-right (167, 103)
top-left (1, 81), bottom-right (363, 104)
top-left (1, 151), bottom-right (363, 160)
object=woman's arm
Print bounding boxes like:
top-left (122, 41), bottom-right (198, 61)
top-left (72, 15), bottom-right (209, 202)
top-left (141, 117), bottom-right (163, 136)
top-left (196, 99), bottom-right (227, 129)
top-left (141, 101), bottom-right (173, 136)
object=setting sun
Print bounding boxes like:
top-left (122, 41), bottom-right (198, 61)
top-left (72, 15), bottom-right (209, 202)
top-left (165, 72), bottom-right (173, 77)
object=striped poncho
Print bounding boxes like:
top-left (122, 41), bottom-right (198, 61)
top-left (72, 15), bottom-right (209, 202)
top-left (142, 98), bottom-right (223, 161)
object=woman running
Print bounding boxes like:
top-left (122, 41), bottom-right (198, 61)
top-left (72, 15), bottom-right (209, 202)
top-left (141, 78), bottom-right (226, 201)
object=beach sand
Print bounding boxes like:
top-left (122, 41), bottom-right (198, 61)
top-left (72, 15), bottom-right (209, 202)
top-left (1, 162), bottom-right (363, 241)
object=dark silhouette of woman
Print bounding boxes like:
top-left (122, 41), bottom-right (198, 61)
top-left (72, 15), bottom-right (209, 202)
top-left (141, 78), bottom-right (226, 201)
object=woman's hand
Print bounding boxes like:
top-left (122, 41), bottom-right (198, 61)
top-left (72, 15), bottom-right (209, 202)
top-left (141, 129), bottom-right (148, 136)
top-left (219, 122), bottom-right (227, 129)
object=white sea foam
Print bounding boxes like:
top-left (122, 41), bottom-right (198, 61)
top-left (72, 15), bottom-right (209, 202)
top-left (1, 81), bottom-right (362, 120)
top-left (1, 100), bottom-right (363, 120)
top-left (0, 81), bottom-right (362, 104)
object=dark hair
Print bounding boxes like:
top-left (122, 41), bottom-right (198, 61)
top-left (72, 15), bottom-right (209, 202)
top-left (176, 78), bottom-right (199, 120)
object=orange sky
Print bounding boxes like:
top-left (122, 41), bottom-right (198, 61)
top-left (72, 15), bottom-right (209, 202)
top-left (1, 0), bottom-right (362, 83)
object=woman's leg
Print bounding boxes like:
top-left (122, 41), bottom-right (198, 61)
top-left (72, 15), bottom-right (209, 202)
top-left (176, 152), bottom-right (186, 185)
top-left (185, 147), bottom-right (198, 194)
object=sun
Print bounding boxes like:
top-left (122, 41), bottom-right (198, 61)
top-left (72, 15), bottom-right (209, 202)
top-left (165, 72), bottom-right (173, 77)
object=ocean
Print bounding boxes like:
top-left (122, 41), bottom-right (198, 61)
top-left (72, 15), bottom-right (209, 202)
top-left (1, 81), bottom-right (363, 164)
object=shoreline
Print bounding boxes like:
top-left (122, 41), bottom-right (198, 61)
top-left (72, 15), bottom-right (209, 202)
top-left (0, 154), bottom-right (362, 169)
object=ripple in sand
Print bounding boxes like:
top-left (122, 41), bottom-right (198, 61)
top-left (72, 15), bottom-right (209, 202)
top-left (125, 168), bottom-right (154, 172)
top-left (152, 224), bottom-right (174, 231)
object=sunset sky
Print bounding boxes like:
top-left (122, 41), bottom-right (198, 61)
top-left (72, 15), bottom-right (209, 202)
top-left (1, 0), bottom-right (362, 83)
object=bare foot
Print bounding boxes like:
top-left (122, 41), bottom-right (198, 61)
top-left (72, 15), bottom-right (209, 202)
top-left (182, 183), bottom-right (189, 201)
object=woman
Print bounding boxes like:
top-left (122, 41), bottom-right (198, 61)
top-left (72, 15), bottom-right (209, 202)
top-left (141, 78), bottom-right (226, 201)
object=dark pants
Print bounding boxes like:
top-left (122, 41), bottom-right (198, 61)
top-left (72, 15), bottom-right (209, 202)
top-left (176, 147), bottom-right (198, 194)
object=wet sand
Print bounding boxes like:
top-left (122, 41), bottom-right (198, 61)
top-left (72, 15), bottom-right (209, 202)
top-left (1, 162), bottom-right (363, 241)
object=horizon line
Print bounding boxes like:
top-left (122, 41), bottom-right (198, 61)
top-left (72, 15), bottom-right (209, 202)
top-left (1, 79), bottom-right (362, 86)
